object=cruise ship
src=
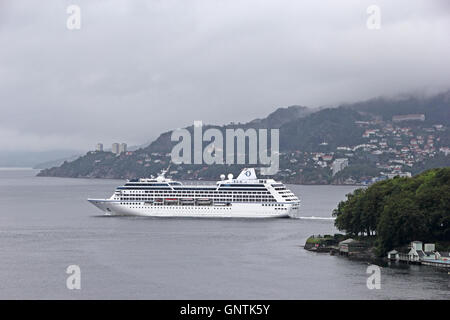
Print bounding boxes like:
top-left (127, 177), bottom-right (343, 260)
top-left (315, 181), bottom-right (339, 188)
top-left (88, 168), bottom-right (300, 218)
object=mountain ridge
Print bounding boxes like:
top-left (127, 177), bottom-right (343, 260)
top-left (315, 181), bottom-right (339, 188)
top-left (37, 91), bottom-right (450, 183)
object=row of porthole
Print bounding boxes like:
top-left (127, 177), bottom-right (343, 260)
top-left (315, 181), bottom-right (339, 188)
top-left (126, 190), bottom-right (271, 194)
top-left (121, 198), bottom-right (275, 201)
top-left (122, 204), bottom-right (282, 208)
top-left (126, 207), bottom-right (232, 210)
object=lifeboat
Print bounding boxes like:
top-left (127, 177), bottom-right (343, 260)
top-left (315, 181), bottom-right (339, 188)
top-left (196, 198), bottom-right (212, 205)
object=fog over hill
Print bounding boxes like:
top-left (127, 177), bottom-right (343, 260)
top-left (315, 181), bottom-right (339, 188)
top-left (1, 1), bottom-right (450, 152)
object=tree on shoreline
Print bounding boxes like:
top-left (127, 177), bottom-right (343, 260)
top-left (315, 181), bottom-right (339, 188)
top-left (333, 167), bottom-right (450, 256)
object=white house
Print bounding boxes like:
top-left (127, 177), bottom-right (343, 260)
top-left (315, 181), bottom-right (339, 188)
top-left (407, 241), bottom-right (437, 261)
top-left (407, 241), bottom-right (424, 262)
top-left (387, 250), bottom-right (398, 260)
top-left (423, 243), bottom-right (437, 260)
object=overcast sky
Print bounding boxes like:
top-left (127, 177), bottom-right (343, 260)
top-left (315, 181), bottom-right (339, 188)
top-left (1, 0), bottom-right (449, 152)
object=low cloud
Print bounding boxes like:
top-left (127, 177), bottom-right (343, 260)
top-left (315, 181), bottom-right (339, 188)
top-left (0, 0), bottom-right (449, 151)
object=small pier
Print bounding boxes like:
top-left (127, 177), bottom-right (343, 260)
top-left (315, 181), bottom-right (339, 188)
top-left (388, 241), bottom-right (450, 269)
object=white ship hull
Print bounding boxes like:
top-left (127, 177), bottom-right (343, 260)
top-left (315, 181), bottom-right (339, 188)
top-left (88, 199), bottom-right (296, 218)
top-left (88, 168), bottom-right (301, 219)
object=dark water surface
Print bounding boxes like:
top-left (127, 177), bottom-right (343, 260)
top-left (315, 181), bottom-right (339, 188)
top-left (0, 169), bottom-right (448, 299)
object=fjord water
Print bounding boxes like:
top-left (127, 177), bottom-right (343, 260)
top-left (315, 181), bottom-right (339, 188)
top-left (0, 169), bottom-right (448, 299)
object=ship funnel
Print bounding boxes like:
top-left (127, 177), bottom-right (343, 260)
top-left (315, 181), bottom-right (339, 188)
top-left (236, 168), bottom-right (257, 180)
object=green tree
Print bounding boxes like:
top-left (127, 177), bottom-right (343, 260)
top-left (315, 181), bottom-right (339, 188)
top-left (333, 167), bottom-right (450, 256)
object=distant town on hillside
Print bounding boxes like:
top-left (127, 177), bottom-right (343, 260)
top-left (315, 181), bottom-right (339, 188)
top-left (38, 91), bottom-right (450, 185)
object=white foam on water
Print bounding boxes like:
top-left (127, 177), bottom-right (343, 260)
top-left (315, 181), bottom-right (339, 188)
top-left (291, 216), bottom-right (335, 220)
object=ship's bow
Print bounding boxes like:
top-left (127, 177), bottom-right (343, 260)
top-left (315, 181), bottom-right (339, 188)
top-left (87, 199), bottom-right (113, 214)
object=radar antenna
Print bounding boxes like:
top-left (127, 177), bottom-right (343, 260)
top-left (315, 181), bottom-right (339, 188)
top-left (157, 164), bottom-right (171, 181)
